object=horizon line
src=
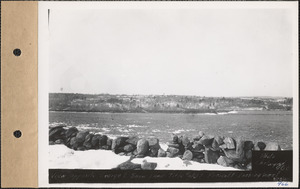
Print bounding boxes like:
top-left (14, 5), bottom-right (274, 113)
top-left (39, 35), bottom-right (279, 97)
top-left (49, 92), bottom-right (293, 98)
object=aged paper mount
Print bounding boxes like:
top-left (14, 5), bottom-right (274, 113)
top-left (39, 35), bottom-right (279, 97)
top-left (1, 1), bottom-right (298, 188)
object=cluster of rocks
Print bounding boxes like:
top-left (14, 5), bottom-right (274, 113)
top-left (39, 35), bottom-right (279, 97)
top-left (163, 131), bottom-right (281, 170)
top-left (49, 125), bottom-right (281, 170)
top-left (49, 125), bottom-right (162, 156)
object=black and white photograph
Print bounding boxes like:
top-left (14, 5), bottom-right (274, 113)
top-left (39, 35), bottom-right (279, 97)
top-left (38, 1), bottom-right (298, 187)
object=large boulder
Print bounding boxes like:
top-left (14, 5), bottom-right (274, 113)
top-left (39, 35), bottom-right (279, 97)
top-left (99, 135), bottom-right (108, 147)
top-left (137, 139), bottom-right (149, 155)
top-left (83, 133), bottom-right (94, 149)
top-left (126, 136), bottom-right (140, 145)
top-left (116, 136), bottom-right (129, 146)
top-left (91, 135), bottom-right (101, 148)
top-left (112, 137), bottom-right (129, 151)
top-left (83, 132), bottom-right (93, 142)
top-left (148, 138), bottom-right (160, 149)
top-left (49, 126), bottom-right (66, 141)
top-left (75, 131), bottom-right (90, 143)
top-left (204, 147), bottom-right (220, 164)
top-left (148, 138), bottom-right (160, 157)
top-left (254, 141), bottom-right (266, 151)
top-left (199, 135), bottom-right (214, 146)
top-left (264, 142), bottom-right (281, 151)
top-left (211, 139), bottom-right (220, 151)
top-left (157, 148), bottom-right (167, 157)
top-left (85, 134), bottom-right (94, 142)
top-left (65, 137), bottom-right (73, 147)
top-left (220, 137), bottom-right (236, 150)
top-left (191, 143), bottom-right (205, 159)
top-left (181, 135), bottom-right (191, 147)
top-left (167, 147), bottom-right (180, 157)
top-left (70, 137), bottom-right (76, 146)
top-left (223, 137), bottom-right (245, 162)
top-left (224, 137), bottom-right (236, 149)
top-left (114, 161), bottom-right (141, 170)
top-left (123, 144), bottom-right (136, 152)
top-left (179, 144), bottom-right (186, 154)
top-left (217, 156), bottom-right (235, 167)
top-left (65, 127), bottom-right (78, 139)
top-left (182, 150), bottom-right (193, 160)
top-left (211, 136), bottom-right (224, 151)
top-left (70, 137), bottom-right (81, 150)
top-left (244, 141), bottom-right (254, 151)
top-left (141, 160), bottom-right (157, 170)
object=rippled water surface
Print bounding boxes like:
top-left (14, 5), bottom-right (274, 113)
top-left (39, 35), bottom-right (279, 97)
top-left (49, 111), bottom-right (293, 150)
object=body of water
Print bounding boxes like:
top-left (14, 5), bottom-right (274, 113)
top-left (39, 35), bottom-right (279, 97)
top-left (49, 111), bottom-right (293, 150)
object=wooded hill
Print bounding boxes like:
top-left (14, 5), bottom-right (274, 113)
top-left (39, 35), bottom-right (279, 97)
top-left (49, 93), bottom-right (293, 113)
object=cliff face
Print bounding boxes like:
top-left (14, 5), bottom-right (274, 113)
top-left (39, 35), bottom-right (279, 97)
top-left (49, 93), bottom-right (293, 113)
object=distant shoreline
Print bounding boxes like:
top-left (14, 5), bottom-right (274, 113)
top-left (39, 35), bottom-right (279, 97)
top-left (49, 93), bottom-right (293, 113)
top-left (49, 109), bottom-right (293, 115)
top-left (49, 109), bottom-right (221, 114)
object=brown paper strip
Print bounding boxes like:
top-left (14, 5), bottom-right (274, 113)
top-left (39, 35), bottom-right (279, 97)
top-left (1, 1), bottom-right (38, 187)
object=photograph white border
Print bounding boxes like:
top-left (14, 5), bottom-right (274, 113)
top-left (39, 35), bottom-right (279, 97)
top-left (38, 1), bottom-right (299, 187)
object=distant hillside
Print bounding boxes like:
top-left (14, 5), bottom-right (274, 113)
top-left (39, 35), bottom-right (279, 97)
top-left (49, 93), bottom-right (293, 113)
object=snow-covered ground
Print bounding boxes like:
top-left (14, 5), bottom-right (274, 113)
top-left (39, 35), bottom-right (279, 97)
top-left (49, 145), bottom-right (130, 169)
top-left (49, 145), bottom-right (238, 171)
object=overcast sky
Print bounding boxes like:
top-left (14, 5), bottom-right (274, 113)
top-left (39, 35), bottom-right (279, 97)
top-left (49, 8), bottom-right (294, 97)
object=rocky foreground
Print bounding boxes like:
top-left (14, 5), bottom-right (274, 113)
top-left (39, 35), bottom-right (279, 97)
top-left (49, 125), bottom-right (281, 170)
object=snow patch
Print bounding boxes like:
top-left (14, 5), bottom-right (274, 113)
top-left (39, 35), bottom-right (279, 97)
top-left (49, 145), bottom-right (130, 169)
top-left (49, 145), bottom-right (238, 171)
